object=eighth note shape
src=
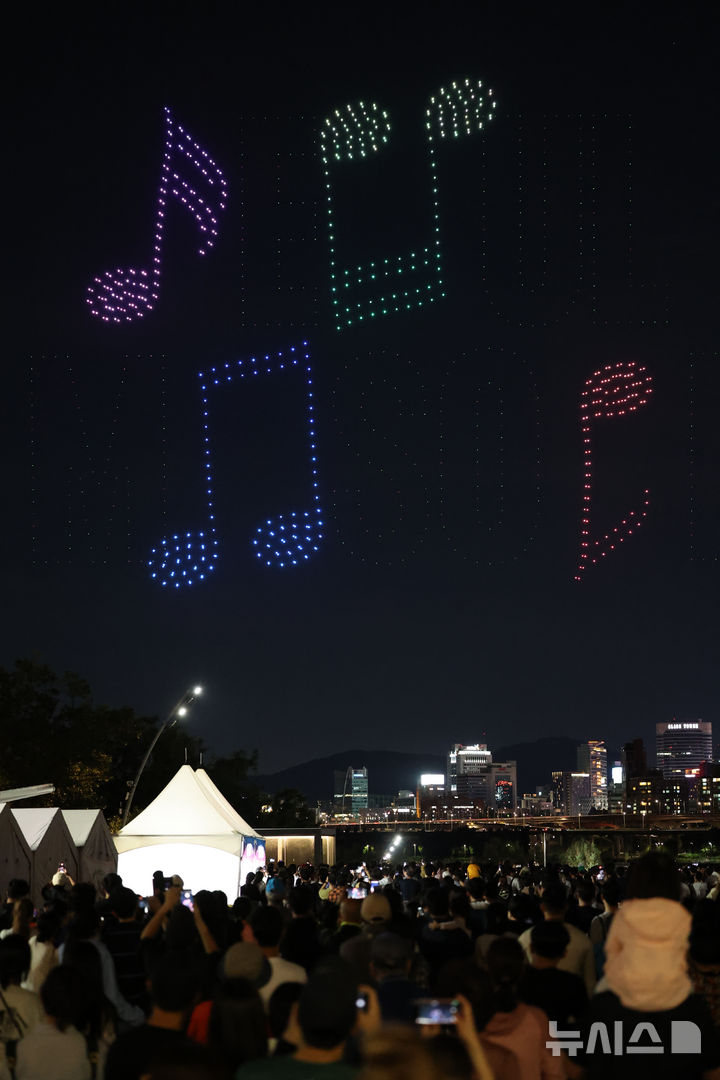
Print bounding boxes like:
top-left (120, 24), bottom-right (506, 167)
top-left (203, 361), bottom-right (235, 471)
top-left (148, 343), bottom-right (324, 588)
top-left (86, 106), bottom-right (228, 324)
top-left (320, 78), bottom-right (496, 330)
top-left (575, 361), bottom-right (653, 581)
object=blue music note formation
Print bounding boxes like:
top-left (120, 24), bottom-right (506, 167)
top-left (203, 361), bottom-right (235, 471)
top-left (147, 343), bottom-right (324, 587)
top-left (320, 79), bottom-right (496, 330)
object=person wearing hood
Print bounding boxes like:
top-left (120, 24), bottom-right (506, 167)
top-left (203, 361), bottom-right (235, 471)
top-left (579, 852), bottom-right (720, 1078)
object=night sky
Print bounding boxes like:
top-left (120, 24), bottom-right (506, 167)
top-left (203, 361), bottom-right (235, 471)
top-left (4, 5), bottom-right (719, 775)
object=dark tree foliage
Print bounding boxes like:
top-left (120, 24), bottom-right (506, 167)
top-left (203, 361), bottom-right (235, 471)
top-left (0, 659), bottom-right (311, 828)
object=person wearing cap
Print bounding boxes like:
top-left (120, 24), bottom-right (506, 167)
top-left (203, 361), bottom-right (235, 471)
top-left (339, 894), bottom-right (392, 984)
top-left (237, 967), bottom-right (374, 1078)
top-left (369, 932), bottom-right (422, 1024)
top-left (187, 940), bottom-right (272, 1043)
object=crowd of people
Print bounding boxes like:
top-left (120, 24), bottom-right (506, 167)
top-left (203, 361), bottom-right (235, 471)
top-left (0, 852), bottom-right (718, 1078)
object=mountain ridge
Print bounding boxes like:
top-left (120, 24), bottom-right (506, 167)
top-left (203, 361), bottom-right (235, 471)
top-left (254, 736), bottom-right (581, 800)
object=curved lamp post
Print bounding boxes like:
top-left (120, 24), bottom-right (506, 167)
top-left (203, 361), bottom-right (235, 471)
top-left (122, 685), bottom-right (203, 826)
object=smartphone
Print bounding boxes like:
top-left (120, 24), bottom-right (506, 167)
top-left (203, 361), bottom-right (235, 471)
top-left (355, 991), bottom-right (369, 1011)
top-left (348, 886), bottom-right (367, 900)
top-left (414, 998), bottom-right (459, 1026)
top-left (138, 898), bottom-right (149, 915)
top-left (181, 889), bottom-right (194, 911)
top-left (596, 868), bottom-right (605, 882)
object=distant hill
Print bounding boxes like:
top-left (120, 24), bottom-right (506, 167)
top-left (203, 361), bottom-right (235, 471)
top-left (255, 737), bottom-right (580, 801)
top-left (493, 736), bottom-right (581, 793)
top-left (255, 749), bottom-right (444, 802)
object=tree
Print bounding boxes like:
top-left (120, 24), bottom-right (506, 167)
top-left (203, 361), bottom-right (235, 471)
top-left (0, 659), bottom-right (158, 811)
top-left (481, 833), bottom-right (528, 864)
top-left (202, 750), bottom-right (263, 825)
top-left (263, 787), bottom-right (315, 827)
top-left (564, 838), bottom-right (602, 868)
top-left (0, 659), bottom-right (258, 821)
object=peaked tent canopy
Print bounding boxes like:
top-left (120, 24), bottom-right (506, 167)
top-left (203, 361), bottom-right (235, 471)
top-left (194, 768), bottom-right (264, 838)
top-left (0, 805), bottom-right (33, 904)
top-left (115, 766), bottom-right (265, 899)
top-left (61, 810), bottom-right (117, 892)
top-left (12, 808), bottom-right (79, 907)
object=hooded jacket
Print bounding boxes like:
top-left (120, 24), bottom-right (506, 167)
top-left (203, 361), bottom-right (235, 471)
top-left (603, 897), bottom-right (692, 1011)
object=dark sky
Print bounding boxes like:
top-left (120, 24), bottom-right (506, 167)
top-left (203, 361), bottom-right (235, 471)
top-left (4, 4), bottom-right (719, 775)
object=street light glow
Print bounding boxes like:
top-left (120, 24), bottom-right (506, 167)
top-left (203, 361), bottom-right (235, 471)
top-left (122, 682), bottom-right (206, 826)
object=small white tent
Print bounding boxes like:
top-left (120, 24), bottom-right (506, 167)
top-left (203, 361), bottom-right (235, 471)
top-left (12, 809), bottom-right (79, 907)
top-left (61, 810), bottom-right (117, 892)
top-left (115, 766), bottom-right (265, 899)
top-left (0, 805), bottom-right (33, 901)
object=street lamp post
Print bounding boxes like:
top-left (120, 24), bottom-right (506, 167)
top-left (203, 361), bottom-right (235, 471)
top-left (122, 685), bottom-right (203, 826)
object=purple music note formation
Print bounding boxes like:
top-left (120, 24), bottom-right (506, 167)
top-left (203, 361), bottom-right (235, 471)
top-left (86, 107), bottom-right (228, 324)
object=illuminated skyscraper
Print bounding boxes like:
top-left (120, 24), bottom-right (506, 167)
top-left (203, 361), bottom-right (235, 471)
top-left (447, 744), bottom-right (492, 795)
top-left (577, 741), bottom-right (608, 809)
top-left (446, 744), bottom-right (516, 812)
top-left (656, 721), bottom-right (712, 779)
top-left (333, 765), bottom-right (369, 812)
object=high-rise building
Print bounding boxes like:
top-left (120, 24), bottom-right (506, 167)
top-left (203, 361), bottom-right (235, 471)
top-left (607, 761), bottom-right (625, 814)
top-left (561, 772), bottom-right (591, 816)
top-left (445, 744), bottom-right (517, 813)
top-left (333, 766), bottom-right (369, 813)
top-left (447, 744), bottom-right (492, 795)
top-left (351, 767), bottom-right (369, 810)
top-left (697, 764), bottom-right (720, 814)
top-left (622, 738), bottom-right (647, 779)
top-left (626, 773), bottom-right (688, 815)
top-left (577, 741), bottom-right (608, 809)
top-left (489, 762), bottom-right (517, 814)
top-left (551, 771), bottom-right (565, 812)
top-left (656, 720), bottom-right (712, 779)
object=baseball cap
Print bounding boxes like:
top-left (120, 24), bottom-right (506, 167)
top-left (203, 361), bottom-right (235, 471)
top-left (370, 932), bottom-right (413, 971)
top-left (361, 893), bottom-right (391, 924)
top-left (222, 942), bottom-right (271, 988)
top-left (265, 876), bottom-right (286, 899)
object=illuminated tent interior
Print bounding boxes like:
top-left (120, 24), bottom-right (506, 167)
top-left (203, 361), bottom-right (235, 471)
top-left (12, 808), bottom-right (79, 907)
top-left (61, 810), bottom-right (118, 892)
top-left (115, 765), bottom-right (265, 898)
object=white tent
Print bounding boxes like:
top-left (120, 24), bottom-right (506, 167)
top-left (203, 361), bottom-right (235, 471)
top-left (12, 809), bottom-right (79, 907)
top-left (115, 766), bottom-right (266, 899)
top-left (61, 810), bottom-right (117, 892)
top-left (194, 768), bottom-right (264, 837)
top-left (0, 805), bottom-right (33, 902)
